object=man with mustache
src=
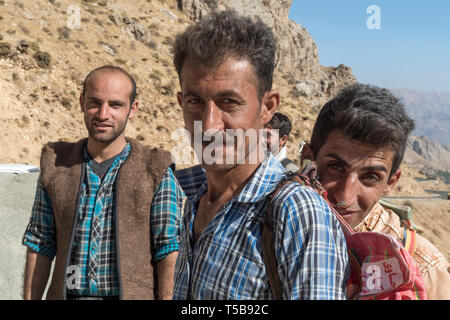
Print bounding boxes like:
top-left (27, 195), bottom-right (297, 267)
top-left (22, 65), bottom-right (172, 300)
top-left (300, 83), bottom-right (450, 299)
top-left (165, 11), bottom-right (349, 299)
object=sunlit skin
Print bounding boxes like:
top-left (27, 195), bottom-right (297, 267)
top-left (79, 70), bottom-right (138, 162)
top-left (177, 56), bottom-right (279, 242)
top-left (302, 130), bottom-right (401, 228)
top-left (177, 56), bottom-right (279, 174)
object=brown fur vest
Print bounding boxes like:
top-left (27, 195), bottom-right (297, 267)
top-left (40, 137), bottom-right (171, 300)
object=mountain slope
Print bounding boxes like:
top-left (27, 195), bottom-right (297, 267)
top-left (0, 0), bottom-right (355, 167)
top-left (391, 88), bottom-right (450, 146)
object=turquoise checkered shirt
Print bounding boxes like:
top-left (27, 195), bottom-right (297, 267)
top-left (23, 144), bottom-right (130, 297)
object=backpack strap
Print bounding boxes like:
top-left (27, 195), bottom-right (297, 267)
top-left (379, 199), bottom-right (424, 233)
top-left (262, 194), bottom-right (284, 300)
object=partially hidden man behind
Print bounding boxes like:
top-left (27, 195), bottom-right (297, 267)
top-left (166, 11), bottom-right (349, 299)
top-left (263, 112), bottom-right (299, 173)
top-left (22, 65), bottom-right (174, 300)
top-left (300, 83), bottom-right (450, 299)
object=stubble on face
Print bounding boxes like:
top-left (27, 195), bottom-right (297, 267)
top-left (179, 57), bottom-right (266, 172)
top-left (81, 71), bottom-right (133, 145)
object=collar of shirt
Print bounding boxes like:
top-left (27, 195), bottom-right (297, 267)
top-left (83, 142), bottom-right (131, 167)
top-left (274, 145), bottom-right (287, 162)
top-left (186, 153), bottom-right (287, 206)
top-left (180, 154), bottom-right (286, 250)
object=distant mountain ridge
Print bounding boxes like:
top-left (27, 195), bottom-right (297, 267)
top-left (390, 88), bottom-right (450, 146)
top-left (405, 135), bottom-right (450, 171)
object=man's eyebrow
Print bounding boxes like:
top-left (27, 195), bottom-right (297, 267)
top-left (109, 100), bottom-right (126, 105)
top-left (183, 90), bottom-right (244, 100)
top-left (216, 90), bottom-right (244, 100)
top-left (361, 165), bottom-right (388, 173)
top-left (183, 90), bottom-right (201, 98)
top-left (325, 153), bottom-right (388, 173)
top-left (324, 153), bottom-right (349, 168)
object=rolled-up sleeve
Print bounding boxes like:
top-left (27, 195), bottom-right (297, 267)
top-left (22, 174), bottom-right (57, 259)
top-left (150, 167), bottom-right (186, 262)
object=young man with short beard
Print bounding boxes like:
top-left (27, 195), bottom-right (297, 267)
top-left (22, 66), bottom-right (173, 300)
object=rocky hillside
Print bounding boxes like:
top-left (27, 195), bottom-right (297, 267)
top-left (0, 0), bottom-right (446, 196)
top-left (405, 136), bottom-right (450, 171)
top-left (0, 0), bottom-right (355, 168)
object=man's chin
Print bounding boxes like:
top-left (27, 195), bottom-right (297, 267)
top-left (89, 133), bottom-right (121, 145)
top-left (337, 211), bottom-right (366, 229)
top-left (201, 162), bottom-right (237, 172)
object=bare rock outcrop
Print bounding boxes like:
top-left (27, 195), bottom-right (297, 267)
top-left (177, 0), bottom-right (356, 103)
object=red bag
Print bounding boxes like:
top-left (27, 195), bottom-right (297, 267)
top-left (263, 160), bottom-right (427, 300)
top-left (346, 231), bottom-right (426, 300)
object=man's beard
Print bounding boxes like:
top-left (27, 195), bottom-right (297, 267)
top-left (87, 120), bottom-right (127, 144)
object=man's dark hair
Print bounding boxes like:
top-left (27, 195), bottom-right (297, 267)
top-left (265, 112), bottom-right (292, 138)
top-left (82, 65), bottom-right (137, 106)
top-left (173, 10), bottom-right (277, 99)
top-left (310, 83), bottom-right (415, 176)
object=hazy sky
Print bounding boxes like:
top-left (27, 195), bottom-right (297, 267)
top-left (288, 0), bottom-right (450, 93)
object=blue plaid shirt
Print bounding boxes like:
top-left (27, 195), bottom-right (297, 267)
top-left (173, 155), bottom-right (349, 299)
top-left (150, 166), bottom-right (186, 262)
top-left (23, 143), bottom-right (131, 297)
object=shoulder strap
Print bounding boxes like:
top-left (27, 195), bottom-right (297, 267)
top-left (262, 194), bottom-right (284, 300)
top-left (378, 199), bottom-right (424, 233)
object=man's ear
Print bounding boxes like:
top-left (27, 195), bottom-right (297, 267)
top-left (301, 143), bottom-right (314, 163)
top-left (177, 92), bottom-right (183, 110)
top-left (260, 89), bottom-right (280, 126)
top-left (79, 93), bottom-right (85, 113)
top-left (128, 100), bottom-right (139, 119)
top-left (279, 134), bottom-right (288, 149)
top-left (384, 168), bottom-right (402, 195)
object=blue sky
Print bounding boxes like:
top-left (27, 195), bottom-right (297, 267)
top-left (288, 1), bottom-right (450, 92)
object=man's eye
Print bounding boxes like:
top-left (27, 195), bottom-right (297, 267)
top-left (186, 99), bottom-right (202, 105)
top-left (362, 173), bottom-right (381, 184)
top-left (328, 163), bottom-right (344, 172)
top-left (222, 98), bottom-right (237, 104)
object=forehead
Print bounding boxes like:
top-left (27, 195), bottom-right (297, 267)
top-left (318, 130), bottom-right (395, 169)
top-left (85, 70), bottom-right (132, 97)
top-left (180, 57), bottom-right (259, 93)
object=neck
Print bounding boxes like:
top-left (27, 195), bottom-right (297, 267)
top-left (205, 161), bottom-right (261, 204)
top-left (86, 135), bottom-right (127, 163)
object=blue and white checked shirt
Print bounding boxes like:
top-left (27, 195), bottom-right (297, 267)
top-left (172, 155), bottom-right (349, 300)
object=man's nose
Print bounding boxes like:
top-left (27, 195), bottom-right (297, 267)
top-left (97, 103), bottom-right (110, 120)
top-left (203, 101), bottom-right (224, 132)
top-left (334, 174), bottom-right (358, 206)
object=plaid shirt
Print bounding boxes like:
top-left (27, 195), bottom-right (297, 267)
top-left (150, 166), bottom-right (186, 262)
top-left (23, 143), bottom-right (131, 297)
top-left (173, 155), bottom-right (349, 300)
